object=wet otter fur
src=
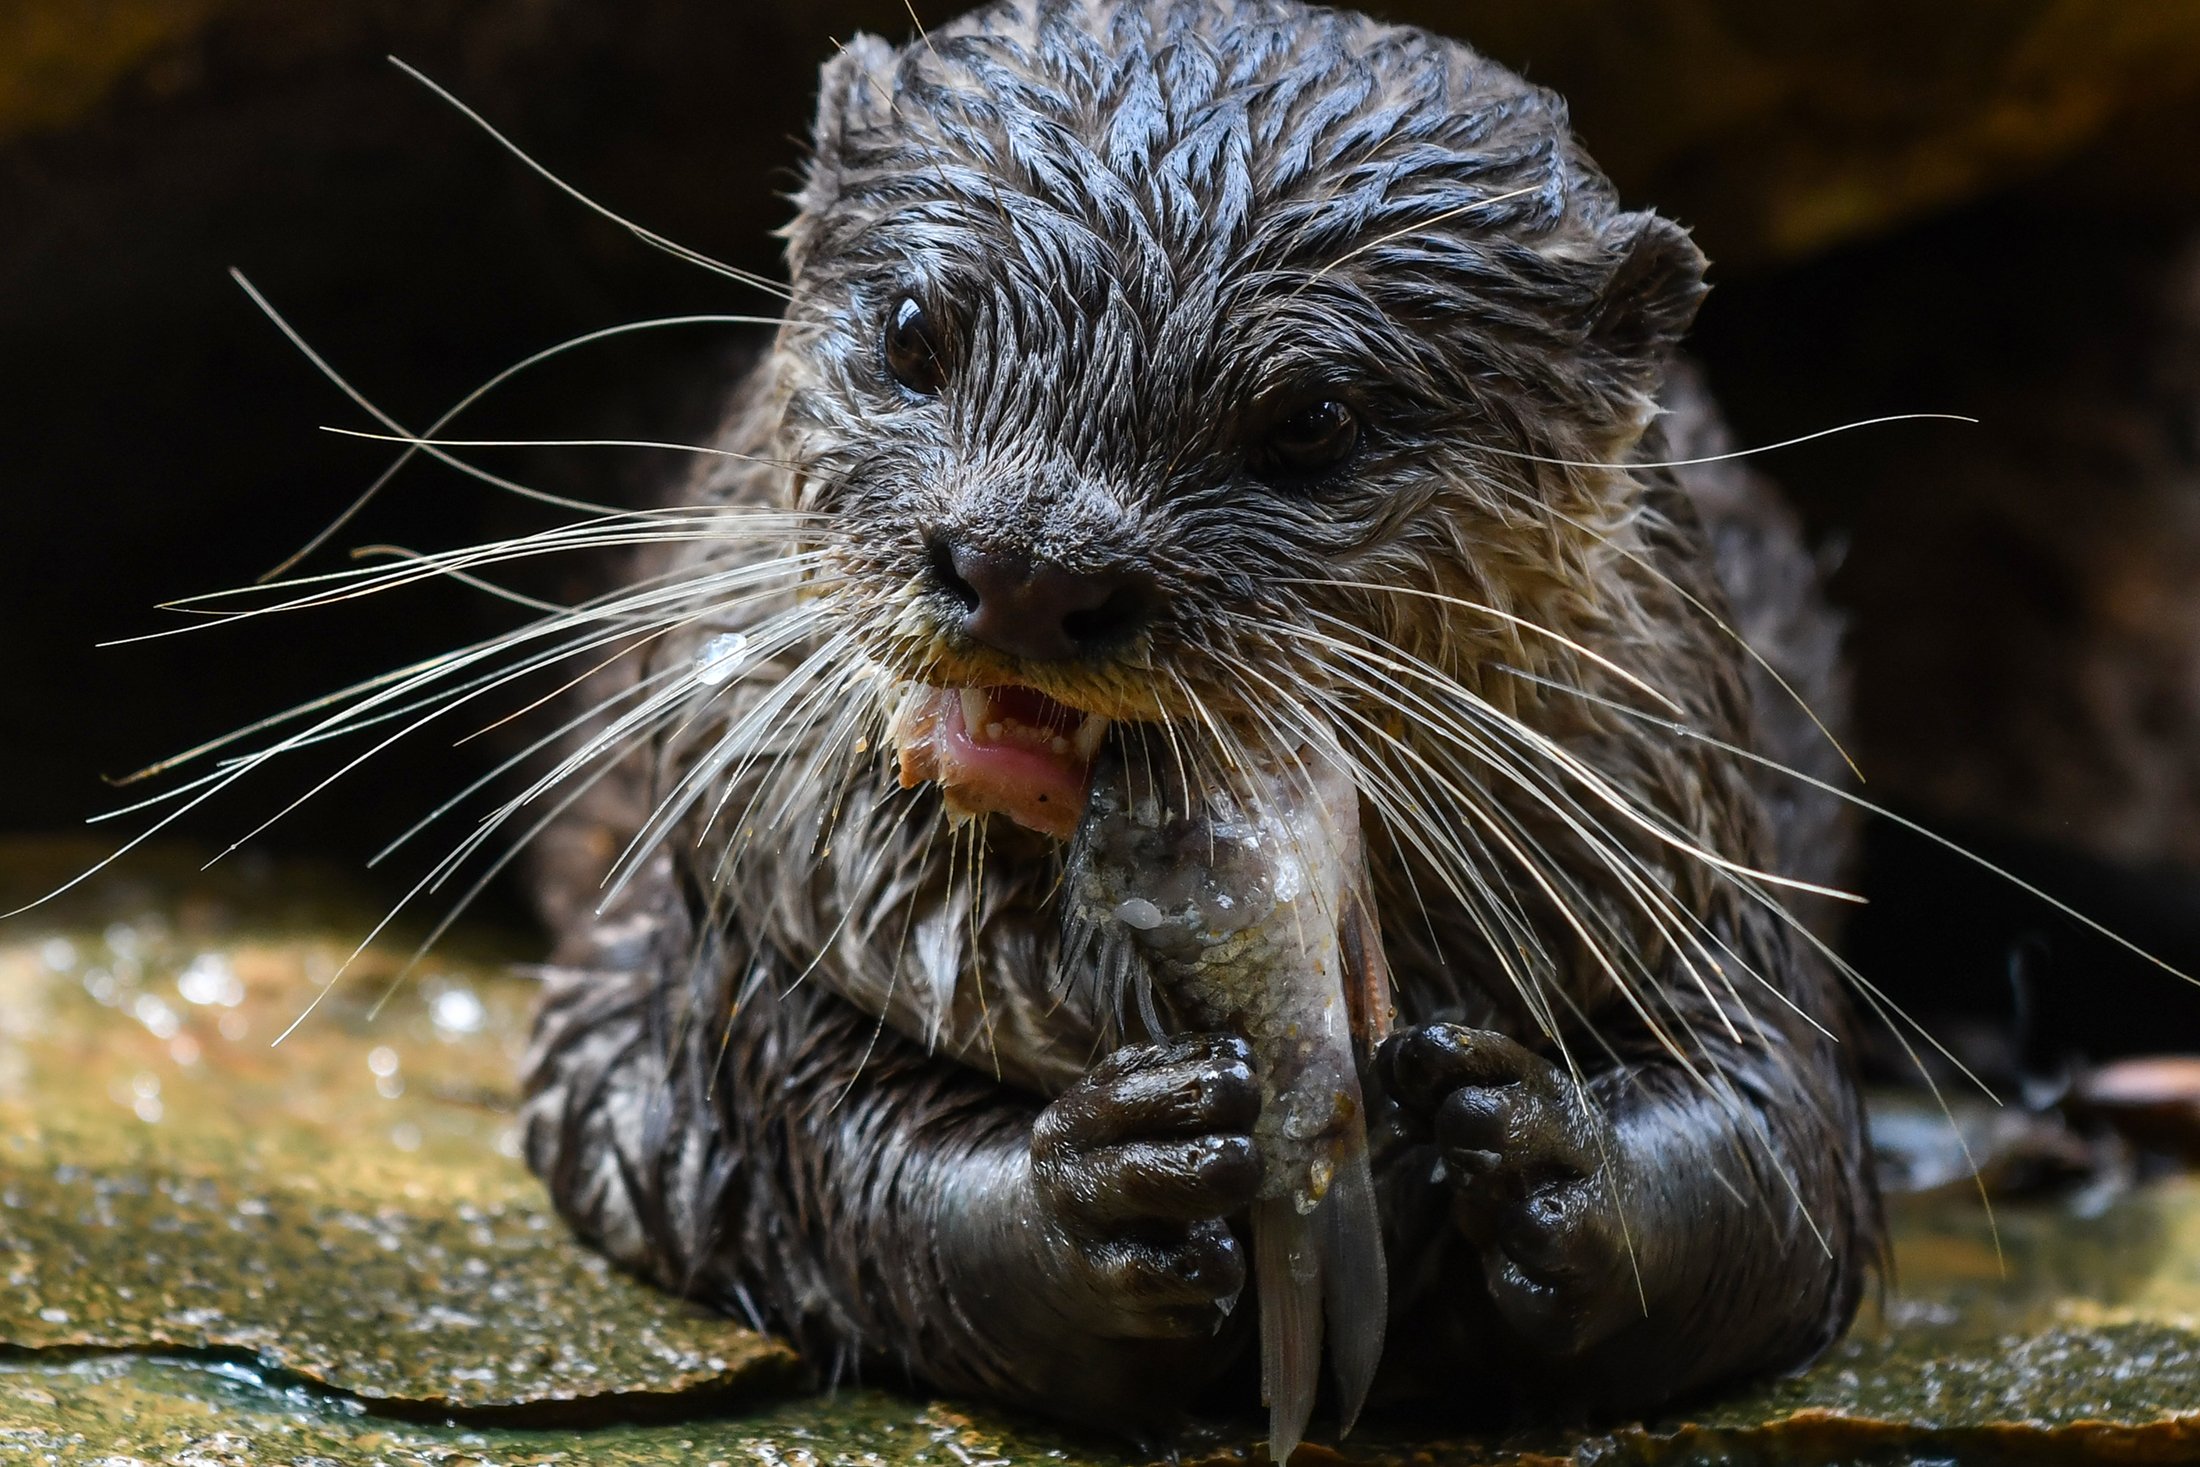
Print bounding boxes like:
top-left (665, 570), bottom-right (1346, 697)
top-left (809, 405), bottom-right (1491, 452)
top-left (520, 0), bottom-right (1877, 1437)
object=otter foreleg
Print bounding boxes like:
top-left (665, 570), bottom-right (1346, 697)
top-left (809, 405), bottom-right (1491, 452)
top-left (521, 883), bottom-right (1261, 1432)
top-left (1374, 956), bottom-right (1871, 1413)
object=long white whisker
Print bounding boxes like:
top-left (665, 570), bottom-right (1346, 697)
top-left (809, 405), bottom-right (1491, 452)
top-left (1241, 617), bottom-right (1817, 1085)
top-left (346, 545), bottom-right (574, 614)
top-left (118, 519), bottom-right (831, 638)
top-left (263, 313), bottom-right (791, 581)
top-left (1295, 611), bottom-right (1860, 905)
top-left (1280, 575), bottom-right (1688, 718)
top-left (230, 270), bottom-right (627, 518)
top-left (1473, 413), bottom-right (1976, 473)
top-left (96, 557), bottom-right (836, 808)
top-left (387, 57), bottom-right (792, 300)
top-left (1275, 616), bottom-right (1840, 1046)
top-left (205, 600), bottom-right (777, 869)
top-left (321, 425), bottom-right (807, 466)
top-left (371, 641), bottom-right (696, 865)
top-left (596, 629), bottom-right (859, 909)
top-left (1502, 663), bottom-right (2200, 988)
top-left (1484, 475), bottom-right (1866, 783)
top-left (484, 605), bottom-right (835, 873)
top-left (1215, 658), bottom-right (1549, 1029)
top-left (28, 554), bottom-right (832, 920)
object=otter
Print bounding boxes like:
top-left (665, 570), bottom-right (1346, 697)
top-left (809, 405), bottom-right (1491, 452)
top-left (518, 0), bottom-right (1876, 1439)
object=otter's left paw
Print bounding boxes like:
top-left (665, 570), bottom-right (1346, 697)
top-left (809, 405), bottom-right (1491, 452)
top-left (1377, 1023), bottom-right (1636, 1355)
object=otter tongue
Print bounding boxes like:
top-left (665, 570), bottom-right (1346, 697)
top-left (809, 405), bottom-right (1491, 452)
top-left (892, 685), bottom-right (1107, 840)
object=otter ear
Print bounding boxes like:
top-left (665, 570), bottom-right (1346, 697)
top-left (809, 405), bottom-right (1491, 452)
top-left (1590, 211), bottom-right (1708, 370)
top-left (786, 32), bottom-right (898, 274)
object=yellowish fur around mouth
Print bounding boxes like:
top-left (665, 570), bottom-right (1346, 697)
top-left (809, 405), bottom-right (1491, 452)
top-left (882, 630), bottom-right (1182, 725)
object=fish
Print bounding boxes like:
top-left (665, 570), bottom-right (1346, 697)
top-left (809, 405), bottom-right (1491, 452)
top-left (1065, 734), bottom-right (1391, 1463)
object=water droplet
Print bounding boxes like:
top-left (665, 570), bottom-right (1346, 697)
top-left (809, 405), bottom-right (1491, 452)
top-left (177, 953), bottom-right (244, 1007)
top-left (132, 993), bottom-right (180, 1040)
top-left (1112, 897), bottom-right (1166, 931)
top-left (366, 1045), bottom-right (400, 1078)
top-left (694, 631), bottom-right (751, 686)
top-left (430, 987), bottom-right (486, 1035)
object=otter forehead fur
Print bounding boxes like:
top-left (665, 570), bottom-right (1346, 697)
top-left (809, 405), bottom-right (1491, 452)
top-left (787, 0), bottom-right (1706, 712)
top-left (522, 0), bottom-right (1873, 1435)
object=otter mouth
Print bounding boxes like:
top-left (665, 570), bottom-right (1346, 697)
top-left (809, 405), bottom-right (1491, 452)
top-left (889, 684), bottom-right (1111, 840)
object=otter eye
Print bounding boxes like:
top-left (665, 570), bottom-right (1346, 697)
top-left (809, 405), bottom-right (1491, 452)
top-left (883, 296), bottom-right (948, 396)
top-left (1251, 399), bottom-right (1360, 485)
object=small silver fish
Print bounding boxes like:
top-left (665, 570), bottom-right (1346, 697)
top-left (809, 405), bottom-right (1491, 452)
top-left (1066, 738), bottom-right (1391, 1462)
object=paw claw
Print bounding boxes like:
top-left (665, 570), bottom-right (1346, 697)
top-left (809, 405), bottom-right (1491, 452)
top-left (1027, 1038), bottom-right (1259, 1339)
top-left (1380, 1023), bottom-right (1544, 1117)
top-left (1384, 1024), bottom-right (1634, 1357)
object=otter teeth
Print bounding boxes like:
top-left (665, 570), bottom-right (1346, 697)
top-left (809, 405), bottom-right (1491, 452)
top-left (959, 687), bottom-right (990, 738)
top-left (956, 687), bottom-right (1110, 762)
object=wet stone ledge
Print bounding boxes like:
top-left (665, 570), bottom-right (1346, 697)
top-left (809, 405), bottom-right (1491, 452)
top-left (1, 841), bottom-right (2197, 1465)
top-left (0, 842), bottom-right (799, 1425)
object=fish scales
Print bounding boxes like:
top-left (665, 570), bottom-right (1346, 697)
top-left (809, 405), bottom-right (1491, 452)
top-left (1067, 740), bottom-right (1390, 1462)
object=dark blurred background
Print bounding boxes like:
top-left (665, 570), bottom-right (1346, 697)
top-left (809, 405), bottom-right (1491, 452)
top-left (4, 0), bottom-right (2198, 1060)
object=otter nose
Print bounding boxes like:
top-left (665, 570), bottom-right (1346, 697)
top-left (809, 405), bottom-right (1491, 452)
top-left (931, 540), bottom-right (1152, 662)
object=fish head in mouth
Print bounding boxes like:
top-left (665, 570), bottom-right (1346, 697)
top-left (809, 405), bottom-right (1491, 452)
top-left (889, 681), bottom-right (1112, 841)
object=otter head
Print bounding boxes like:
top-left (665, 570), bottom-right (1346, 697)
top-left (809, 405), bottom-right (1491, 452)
top-left (771, 0), bottom-right (1706, 842)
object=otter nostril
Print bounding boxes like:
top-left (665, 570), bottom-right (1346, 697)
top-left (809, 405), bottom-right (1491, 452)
top-left (1060, 579), bottom-right (1152, 650)
top-left (934, 536), bottom-right (1152, 663)
top-left (927, 537), bottom-right (981, 613)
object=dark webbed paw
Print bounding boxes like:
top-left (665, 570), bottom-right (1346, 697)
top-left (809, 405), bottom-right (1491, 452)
top-left (1028, 1033), bottom-right (1262, 1339)
top-left (1378, 1023), bottom-right (1637, 1356)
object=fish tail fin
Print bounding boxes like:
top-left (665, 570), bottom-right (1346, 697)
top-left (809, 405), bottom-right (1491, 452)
top-left (1321, 1137), bottom-right (1389, 1435)
top-left (1255, 1196), bottom-right (1322, 1464)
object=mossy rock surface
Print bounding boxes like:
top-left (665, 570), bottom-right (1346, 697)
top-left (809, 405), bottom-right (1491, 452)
top-left (2, 841), bottom-right (2198, 1464)
top-left (0, 842), bottom-right (798, 1422)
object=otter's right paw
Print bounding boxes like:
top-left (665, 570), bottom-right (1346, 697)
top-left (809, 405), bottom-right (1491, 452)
top-left (1027, 1034), bottom-right (1262, 1339)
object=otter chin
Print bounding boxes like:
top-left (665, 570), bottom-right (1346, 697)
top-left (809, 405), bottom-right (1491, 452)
top-left (890, 684), bottom-right (1110, 840)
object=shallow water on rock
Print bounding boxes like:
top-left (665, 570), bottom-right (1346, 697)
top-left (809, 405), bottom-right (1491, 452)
top-left (1, 840), bottom-right (2195, 1464)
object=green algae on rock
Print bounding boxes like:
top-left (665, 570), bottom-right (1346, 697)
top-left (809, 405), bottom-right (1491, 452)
top-left (0, 842), bottom-right (796, 1416)
top-left (0, 1357), bottom-right (1131, 1467)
